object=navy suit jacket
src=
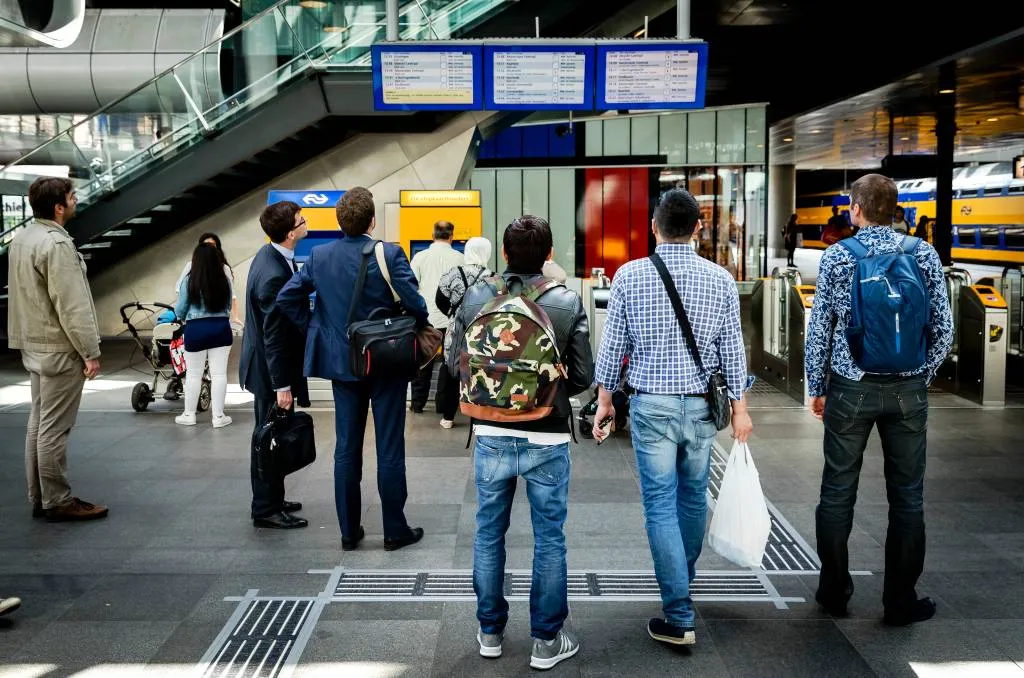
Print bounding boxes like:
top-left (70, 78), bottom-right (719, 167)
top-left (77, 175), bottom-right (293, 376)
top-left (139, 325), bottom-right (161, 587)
top-left (239, 244), bottom-right (310, 405)
top-left (276, 234), bottom-right (429, 382)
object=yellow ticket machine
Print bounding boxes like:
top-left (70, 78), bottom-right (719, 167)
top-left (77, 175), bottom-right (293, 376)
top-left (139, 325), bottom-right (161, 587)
top-left (958, 285), bottom-right (1008, 406)
top-left (398, 190), bottom-right (482, 258)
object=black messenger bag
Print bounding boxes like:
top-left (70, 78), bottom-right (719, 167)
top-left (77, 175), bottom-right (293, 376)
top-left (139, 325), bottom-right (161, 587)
top-left (347, 239), bottom-right (419, 380)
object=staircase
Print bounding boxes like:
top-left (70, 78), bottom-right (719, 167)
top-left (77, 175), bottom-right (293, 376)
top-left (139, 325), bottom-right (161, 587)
top-left (0, 0), bottom-right (513, 298)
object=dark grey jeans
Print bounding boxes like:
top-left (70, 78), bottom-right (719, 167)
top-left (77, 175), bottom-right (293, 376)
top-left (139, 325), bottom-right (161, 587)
top-left (816, 372), bottom-right (928, 614)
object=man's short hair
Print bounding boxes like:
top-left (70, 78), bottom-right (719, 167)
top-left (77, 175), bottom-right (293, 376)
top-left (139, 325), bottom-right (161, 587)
top-left (850, 174), bottom-right (899, 225)
top-left (260, 201), bottom-right (301, 244)
top-left (503, 215), bottom-right (552, 272)
top-left (335, 187), bottom-right (375, 237)
top-left (28, 177), bottom-right (73, 220)
top-left (433, 220), bottom-right (454, 241)
top-left (654, 189), bottom-right (701, 240)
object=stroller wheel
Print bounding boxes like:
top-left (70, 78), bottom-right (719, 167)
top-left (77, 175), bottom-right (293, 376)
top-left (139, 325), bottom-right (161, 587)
top-left (131, 383), bottom-right (151, 412)
top-left (197, 380), bottom-right (212, 413)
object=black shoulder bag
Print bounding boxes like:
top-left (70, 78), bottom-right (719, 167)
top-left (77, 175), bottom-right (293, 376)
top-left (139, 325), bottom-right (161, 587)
top-left (254, 406), bottom-right (316, 481)
top-left (649, 253), bottom-right (732, 431)
top-left (347, 239), bottom-right (419, 380)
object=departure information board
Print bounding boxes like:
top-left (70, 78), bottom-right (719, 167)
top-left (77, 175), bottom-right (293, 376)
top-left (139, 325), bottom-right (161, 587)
top-left (596, 42), bottom-right (708, 109)
top-left (371, 44), bottom-right (483, 111)
top-left (484, 45), bottom-right (595, 110)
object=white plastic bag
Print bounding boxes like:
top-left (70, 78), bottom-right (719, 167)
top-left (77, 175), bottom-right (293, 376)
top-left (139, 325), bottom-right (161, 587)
top-left (708, 441), bottom-right (771, 568)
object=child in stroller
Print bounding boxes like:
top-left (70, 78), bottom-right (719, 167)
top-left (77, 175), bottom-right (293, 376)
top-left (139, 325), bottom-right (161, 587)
top-left (578, 356), bottom-right (632, 439)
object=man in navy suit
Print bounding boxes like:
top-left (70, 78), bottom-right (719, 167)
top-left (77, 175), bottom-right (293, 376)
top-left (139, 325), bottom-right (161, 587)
top-left (277, 187), bottom-right (428, 551)
top-left (240, 200), bottom-right (311, 530)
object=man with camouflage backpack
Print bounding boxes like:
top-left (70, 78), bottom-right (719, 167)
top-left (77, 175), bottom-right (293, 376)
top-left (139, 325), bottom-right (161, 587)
top-left (447, 216), bottom-right (593, 671)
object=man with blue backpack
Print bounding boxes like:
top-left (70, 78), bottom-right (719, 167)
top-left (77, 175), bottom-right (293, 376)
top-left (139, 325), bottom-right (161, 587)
top-left (805, 173), bottom-right (953, 626)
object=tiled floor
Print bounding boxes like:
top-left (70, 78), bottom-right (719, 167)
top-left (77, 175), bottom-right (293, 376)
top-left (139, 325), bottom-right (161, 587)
top-left (0, 341), bottom-right (1022, 677)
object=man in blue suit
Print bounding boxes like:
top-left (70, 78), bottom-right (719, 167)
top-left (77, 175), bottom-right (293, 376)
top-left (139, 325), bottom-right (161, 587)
top-left (240, 200), bottom-right (311, 530)
top-left (277, 187), bottom-right (428, 551)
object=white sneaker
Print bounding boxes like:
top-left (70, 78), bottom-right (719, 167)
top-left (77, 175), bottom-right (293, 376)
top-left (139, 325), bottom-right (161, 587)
top-left (440, 419), bottom-right (454, 429)
top-left (0, 596), bottom-right (21, 616)
top-left (212, 415), bottom-right (233, 429)
top-left (530, 630), bottom-right (579, 670)
top-left (175, 413), bottom-right (196, 426)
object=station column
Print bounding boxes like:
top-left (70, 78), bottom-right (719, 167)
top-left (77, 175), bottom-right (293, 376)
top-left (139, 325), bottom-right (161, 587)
top-left (934, 61), bottom-right (956, 267)
top-left (768, 164), bottom-right (796, 265)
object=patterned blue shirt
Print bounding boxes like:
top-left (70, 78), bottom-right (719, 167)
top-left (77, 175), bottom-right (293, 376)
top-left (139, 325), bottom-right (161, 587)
top-left (804, 226), bottom-right (954, 397)
top-left (594, 243), bottom-right (752, 399)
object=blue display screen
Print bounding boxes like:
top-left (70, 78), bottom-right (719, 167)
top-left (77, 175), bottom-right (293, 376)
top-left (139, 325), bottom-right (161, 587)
top-left (483, 45), bottom-right (595, 111)
top-left (372, 43), bottom-right (484, 111)
top-left (595, 42), bottom-right (709, 110)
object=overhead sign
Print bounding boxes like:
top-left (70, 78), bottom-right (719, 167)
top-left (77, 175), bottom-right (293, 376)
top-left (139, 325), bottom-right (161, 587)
top-left (371, 43), bottom-right (484, 111)
top-left (266, 190), bottom-right (346, 208)
top-left (484, 44), bottom-right (595, 110)
top-left (596, 42), bottom-right (708, 109)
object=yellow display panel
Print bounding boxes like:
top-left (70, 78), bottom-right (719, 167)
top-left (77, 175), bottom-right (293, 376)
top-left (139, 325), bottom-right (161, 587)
top-left (398, 190), bottom-right (482, 258)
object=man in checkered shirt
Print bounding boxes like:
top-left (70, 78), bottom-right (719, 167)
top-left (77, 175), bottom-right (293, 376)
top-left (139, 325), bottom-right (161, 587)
top-left (592, 188), bottom-right (753, 648)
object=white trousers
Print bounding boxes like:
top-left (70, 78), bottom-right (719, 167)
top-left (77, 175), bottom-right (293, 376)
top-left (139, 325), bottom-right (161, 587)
top-left (183, 345), bottom-right (231, 418)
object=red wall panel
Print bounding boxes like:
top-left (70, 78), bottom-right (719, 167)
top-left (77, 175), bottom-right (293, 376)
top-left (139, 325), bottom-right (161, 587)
top-left (602, 168), bottom-right (631, 278)
top-left (583, 168), bottom-right (604, 274)
top-left (629, 168), bottom-right (650, 262)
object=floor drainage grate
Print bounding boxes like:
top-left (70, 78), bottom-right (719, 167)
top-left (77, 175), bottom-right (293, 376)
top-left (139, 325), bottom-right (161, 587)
top-left (200, 598), bottom-right (313, 678)
top-left (710, 442), bottom-right (821, 572)
top-left (333, 569), bottom-right (796, 606)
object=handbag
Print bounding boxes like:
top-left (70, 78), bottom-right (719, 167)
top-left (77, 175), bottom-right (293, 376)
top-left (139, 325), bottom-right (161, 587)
top-left (253, 406), bottom-right (316, 481)
top-left (169, 326), bottom-right (187, 376)
top-left (649, 253), bottom-right (732, 431)
top-left (347, 239), bottom-right (421, 380)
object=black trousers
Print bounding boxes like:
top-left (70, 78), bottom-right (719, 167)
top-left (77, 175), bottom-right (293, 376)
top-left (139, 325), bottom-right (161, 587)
top-left (251, 395), bottom-right (286, 518)
top-left (816, 373), bottom-right (928, 613)
top-left (410, 328), bottom-right (454, 414)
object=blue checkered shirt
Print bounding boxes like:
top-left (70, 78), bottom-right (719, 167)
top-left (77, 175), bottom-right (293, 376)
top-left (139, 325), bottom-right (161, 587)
top-left (594, 243), bottom-right (752, 399)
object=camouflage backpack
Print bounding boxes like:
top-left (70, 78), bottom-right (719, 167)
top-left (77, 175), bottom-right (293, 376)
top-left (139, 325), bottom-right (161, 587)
top-left (459, 277), bottom-right (567, 423)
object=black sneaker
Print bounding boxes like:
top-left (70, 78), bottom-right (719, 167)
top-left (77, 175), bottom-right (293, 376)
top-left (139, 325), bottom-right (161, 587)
top-left (883, 597), bottom-right (936, 627)
top-left (647, 618), bottom-right (695, 646)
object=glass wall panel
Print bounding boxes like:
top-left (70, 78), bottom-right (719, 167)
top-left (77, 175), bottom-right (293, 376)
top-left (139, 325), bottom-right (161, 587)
top-left (603, 118), bottom-right (630, 156)
top-left (716, 108), bottom-right (746, 164)
top-left (630, 115), bottom-right (658, 156)
top-left (549, 169), bottom-right (576, 275)
top-left (687, 111), bottom-right (715, 165)
top-left (745, 106), bottom-right (767, 164)
top-left (659, 112), bottom-right (687, 164)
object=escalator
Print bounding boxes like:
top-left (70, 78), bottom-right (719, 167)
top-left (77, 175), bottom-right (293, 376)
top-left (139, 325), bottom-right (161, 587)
top-left (0, 0), bottom-right (514, 308)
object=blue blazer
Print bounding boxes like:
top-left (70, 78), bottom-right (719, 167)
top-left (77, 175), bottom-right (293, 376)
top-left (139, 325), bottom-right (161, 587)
top-left (239, 244), bottom-right (310, 405)
top-left (276, 234), bottom-right (429, 382)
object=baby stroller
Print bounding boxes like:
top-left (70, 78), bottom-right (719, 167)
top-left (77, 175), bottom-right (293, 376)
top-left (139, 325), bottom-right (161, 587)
top-left (578, 356), bottom-right (632, 439)
top-left (120, 302), bottom-right (211, 413)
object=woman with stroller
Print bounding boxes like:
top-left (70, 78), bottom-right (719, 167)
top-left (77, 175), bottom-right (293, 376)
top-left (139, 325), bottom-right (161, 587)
top-left (434, 236), bottom-right (493, 429)
top-left (173, 242), bottom-right (234, 428)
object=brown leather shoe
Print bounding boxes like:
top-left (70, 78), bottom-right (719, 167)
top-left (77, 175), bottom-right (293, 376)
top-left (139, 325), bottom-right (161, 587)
top-left (46, 498), bottom-right (109, 522)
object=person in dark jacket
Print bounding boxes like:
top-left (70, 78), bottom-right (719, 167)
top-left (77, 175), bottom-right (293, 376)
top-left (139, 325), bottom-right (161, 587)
top-left (239, 200), bottom-right (310, 530)
top-left (276, 187), bottom-right (429, 553)
top-left (446, 215), bottom-right (593, 671)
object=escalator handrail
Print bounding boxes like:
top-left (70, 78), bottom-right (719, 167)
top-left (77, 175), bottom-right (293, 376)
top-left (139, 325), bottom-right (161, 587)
top-left (0, 0), bottom-right (293, 175)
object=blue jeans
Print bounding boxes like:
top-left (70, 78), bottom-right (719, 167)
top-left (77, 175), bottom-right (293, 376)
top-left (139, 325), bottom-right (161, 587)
top-left (630, 394), bottom-right (716, 627)
top-left (473, 436), bottom-right (570, 641)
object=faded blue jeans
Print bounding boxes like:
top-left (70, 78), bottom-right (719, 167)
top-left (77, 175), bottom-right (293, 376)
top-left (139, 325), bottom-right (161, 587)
top-left (473, 436), bottom-right (570, 641)
top-left (630, 394), bottom-right (716, 628)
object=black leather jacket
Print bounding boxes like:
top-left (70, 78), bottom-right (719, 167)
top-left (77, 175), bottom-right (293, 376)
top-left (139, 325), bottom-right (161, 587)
top-left (446, 270), bottom-right (594, 435)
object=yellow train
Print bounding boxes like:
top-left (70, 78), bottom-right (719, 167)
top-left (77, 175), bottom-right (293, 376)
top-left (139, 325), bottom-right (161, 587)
top-left (796, 162), bottom-right (1024, 265)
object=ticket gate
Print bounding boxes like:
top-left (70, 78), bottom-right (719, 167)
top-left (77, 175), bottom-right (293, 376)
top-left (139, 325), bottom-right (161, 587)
top-left (750, 269), bottom-right (814, 403)
top-left (582, 268), bottom-right (612, 358)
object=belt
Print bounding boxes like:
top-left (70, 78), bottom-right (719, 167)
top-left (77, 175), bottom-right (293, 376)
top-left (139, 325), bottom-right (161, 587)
top-left (635, 390), bottom-right (706, 398)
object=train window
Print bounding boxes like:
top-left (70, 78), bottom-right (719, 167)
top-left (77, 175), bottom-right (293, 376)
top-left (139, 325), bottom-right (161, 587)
top-left (984, 187), bottom-right (1006, 196)
top-left (1004, 227), bottom-right (1024, 250)
top-left (980, 228), bottom-right (1001, 248)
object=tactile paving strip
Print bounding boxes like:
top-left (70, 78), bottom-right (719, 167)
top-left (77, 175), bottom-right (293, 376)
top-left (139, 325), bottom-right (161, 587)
top-left (200, 599), bottom-right (312, 678)
top-left (332, 569), bottom-right (788, 605)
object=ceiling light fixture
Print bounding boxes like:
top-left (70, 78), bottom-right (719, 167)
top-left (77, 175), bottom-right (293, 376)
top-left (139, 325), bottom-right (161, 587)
top-left (810, 129), bottom-right (821, 134)
top-left (939, 88), bottom-right (955, 95)
top-left (783, 137), bottom-right (793, 142)
top-left (987, 117), bottom-right (999, 122)
top-left (299, 0), bottom-right (328, 8)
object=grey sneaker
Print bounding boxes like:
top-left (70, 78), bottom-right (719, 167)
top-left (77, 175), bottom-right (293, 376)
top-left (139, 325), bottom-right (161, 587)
top-left (0, 596), bottom-right (21, 616)
top-left (530, 629), bottom-right (579, 670)
top-left (477, 629), bottom-right (503, 658)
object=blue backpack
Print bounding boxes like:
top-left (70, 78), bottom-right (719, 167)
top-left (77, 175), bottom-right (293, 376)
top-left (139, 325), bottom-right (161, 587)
top-left (839, 236), bottom-right (929, 374)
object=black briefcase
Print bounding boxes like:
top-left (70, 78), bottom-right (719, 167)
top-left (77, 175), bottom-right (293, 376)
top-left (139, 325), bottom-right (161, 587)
top-left (254, 406), bottom-right (316, 481)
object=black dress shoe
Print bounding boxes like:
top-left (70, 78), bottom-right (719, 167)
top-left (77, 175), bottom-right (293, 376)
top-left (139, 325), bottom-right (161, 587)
top-left (384, 527), bottom-right (424, 551)
top-left (253, 511), bottom-right (309, 529)
top-left (883, 597), bottom-right (936, 626)
top-left (815, 593), bottom-right (849, 618)
top-left (32, 505), bottom-right (46, 519)
top-left (282, 501), bottom-right (303, 513)
top-left (342, 526), bottom-right (365, 551)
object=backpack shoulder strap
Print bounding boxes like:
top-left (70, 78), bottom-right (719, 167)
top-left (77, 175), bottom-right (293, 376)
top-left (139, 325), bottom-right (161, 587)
top-left (520, 277), bottom-right (564, 303)
top-left (900, 235), bottom-right (922, 255)
top-left (838, 236), bottom-right (869, 259)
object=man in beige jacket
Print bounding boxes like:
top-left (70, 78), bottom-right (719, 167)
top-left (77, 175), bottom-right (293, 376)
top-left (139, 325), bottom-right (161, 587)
top-left (8, 177), bottom-right (107, 522)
